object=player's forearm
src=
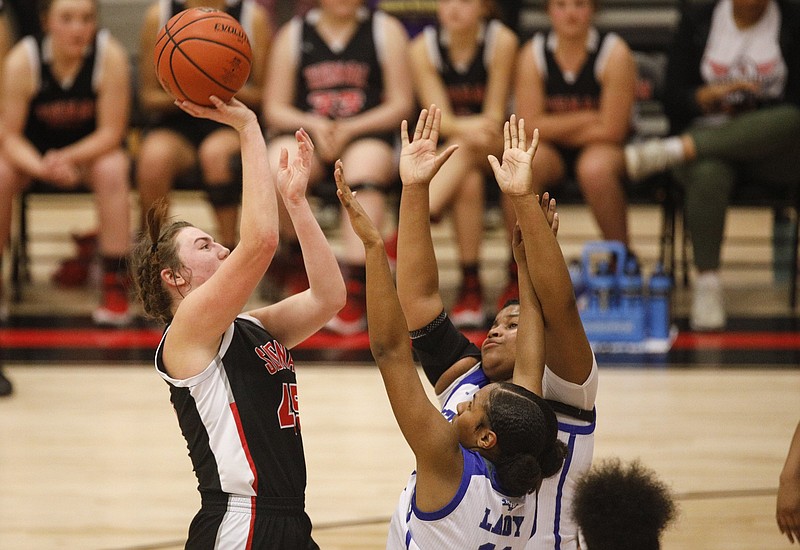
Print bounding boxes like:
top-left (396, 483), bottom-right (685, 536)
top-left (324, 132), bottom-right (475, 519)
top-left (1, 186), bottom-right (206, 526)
top-left (238, 120), bottom-right (278, 253)
top-left (286, 198), bottom-right (344, 303)
top-left (396, 183), bottom-right (444, 328)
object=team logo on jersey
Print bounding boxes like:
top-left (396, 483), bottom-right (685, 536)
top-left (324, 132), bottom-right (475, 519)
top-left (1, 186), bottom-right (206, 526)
top-left (254, 340), bottom-right (295, 375)
top-left (501, 497), bottom-right (520, 512)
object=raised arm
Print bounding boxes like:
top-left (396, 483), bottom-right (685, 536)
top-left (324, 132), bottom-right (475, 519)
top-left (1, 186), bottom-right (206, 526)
top-left (489, 117), bottom-right (593, 385)
top-left (337, 162), bottom-right (463, 511)
top-left (510, 223), bottom-right (546, 396)
top-left (395, 106), bottom-right (458, 330)
top-left (247, 133), bottom-right (347, 348)
top-left (164, 97), bottom-right (279, 377)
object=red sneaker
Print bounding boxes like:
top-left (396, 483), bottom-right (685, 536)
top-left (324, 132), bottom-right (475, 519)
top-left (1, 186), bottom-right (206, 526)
top-left (325, 279), bottom-right (366, 335)
top-left (93, 273), bottom-right (132, 326)
top-left (52, 232), bottom-right (98, 287)
top-left (450, 286), bottom-right (485, 328)
top-left (496, 279), bottom-right (519, 312)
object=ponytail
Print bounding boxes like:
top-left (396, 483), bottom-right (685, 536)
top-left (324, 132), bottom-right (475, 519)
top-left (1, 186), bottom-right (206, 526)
top-left (485, 383), bottom-right (568, 497)
top-left (130, 198), bottom-right (192, 324)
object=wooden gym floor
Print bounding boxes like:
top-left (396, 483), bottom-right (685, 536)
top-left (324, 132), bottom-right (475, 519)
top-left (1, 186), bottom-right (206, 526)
top-left (0, 194), bottom-right (799, 549)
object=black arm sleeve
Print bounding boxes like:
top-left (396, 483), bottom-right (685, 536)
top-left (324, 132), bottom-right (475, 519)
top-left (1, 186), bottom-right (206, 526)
top-left (410, 311), bottom-right (482, 386)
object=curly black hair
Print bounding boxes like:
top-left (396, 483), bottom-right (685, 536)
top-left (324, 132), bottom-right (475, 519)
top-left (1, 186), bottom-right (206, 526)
top-left (572, 458), bottom-right (678, 550)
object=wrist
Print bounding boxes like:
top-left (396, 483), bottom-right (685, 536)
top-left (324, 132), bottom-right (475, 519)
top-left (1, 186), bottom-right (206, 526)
top-left (282, 195), bottom-right (310, 211)
top-left (237, 116), bottom-right (260, 134)
top-left (508, 190), bottom-right (536, 200)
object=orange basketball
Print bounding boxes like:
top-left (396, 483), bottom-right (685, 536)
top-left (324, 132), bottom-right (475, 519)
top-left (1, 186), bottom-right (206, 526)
top-left (154, 8), bottom-right (252, 106)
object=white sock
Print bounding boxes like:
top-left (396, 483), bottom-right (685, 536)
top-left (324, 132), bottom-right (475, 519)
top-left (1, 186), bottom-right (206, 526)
top-left (696, 270), bottom-right (721, 287)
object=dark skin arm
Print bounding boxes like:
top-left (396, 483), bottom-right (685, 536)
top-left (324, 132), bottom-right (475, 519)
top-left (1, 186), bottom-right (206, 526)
top-left (336, 160), bottom-right (464, 513)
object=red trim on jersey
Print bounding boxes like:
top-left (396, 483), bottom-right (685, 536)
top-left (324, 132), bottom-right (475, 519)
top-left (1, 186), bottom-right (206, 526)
top-left (229, 402), bottom-right (258, 547)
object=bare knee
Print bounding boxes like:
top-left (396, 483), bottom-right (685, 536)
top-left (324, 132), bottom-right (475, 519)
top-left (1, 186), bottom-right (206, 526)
top-left (136, 131), bottom-right (193, 184)
top-left (90, 150), bottom-right (130, 193)
top-left (197, 129), bottom-right (239, 181)
top-left (576, 146), bottom-right (624, 192)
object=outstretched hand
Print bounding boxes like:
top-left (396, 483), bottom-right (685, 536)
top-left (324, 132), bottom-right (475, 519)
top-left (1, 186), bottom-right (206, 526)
top-left (540, 191), bottom-right (559, 237)
top-left (398, 105), bottom-right (458, 188)
top-left (277, 128), bottom-right (314, 205)
top-left (512, 192), bottom-right (560, 267)
top-left (175, 96), bottom-right (257, 132)
top-left (488, 115), bottom-right (539, 197)
top-left (335, 160), bottom-right (383, 248)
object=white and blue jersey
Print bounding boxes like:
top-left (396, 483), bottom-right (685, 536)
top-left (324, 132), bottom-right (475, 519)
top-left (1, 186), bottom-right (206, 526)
top-left (438, 362), bottom-right (491, 422)
top-left (387, 447), bottom-right (537, 549)
top-left (431, 358), bottom-right (599, 550)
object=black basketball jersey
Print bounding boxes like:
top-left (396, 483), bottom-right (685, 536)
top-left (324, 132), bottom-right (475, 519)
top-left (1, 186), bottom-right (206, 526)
top-left (156, 315), bottom-right (307, 500)
top-left (295, 8), bottom-right (384, 119)
top-left (538, 30), bottom-right (612, 113)
top-left (23, 31), bottom-right (107, 152)
top-left (423, 20), bottom-right (502, 116)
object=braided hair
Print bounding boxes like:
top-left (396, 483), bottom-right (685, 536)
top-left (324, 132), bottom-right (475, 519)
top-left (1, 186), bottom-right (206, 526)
top-left (485, 382), bottom-right (568, 497)
top-left (129, 198), bottom-right (192, 324)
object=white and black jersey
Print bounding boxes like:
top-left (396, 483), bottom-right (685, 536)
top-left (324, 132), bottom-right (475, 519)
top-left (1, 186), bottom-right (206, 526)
top-left (22, 30), bottom-right (109, 152)
top-left (156, 314), bottom-right (315, 548)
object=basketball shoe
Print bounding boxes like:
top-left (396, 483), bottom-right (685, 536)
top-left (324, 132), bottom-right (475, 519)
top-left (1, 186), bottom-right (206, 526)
top-left (93, 272), bottom-right (132, 327)
top-left (52, 231), bottom-right (98, 287)
top-left (450, 285), bottom-right (485, 328)
top-left (624, 138), bottom-right (684, 181)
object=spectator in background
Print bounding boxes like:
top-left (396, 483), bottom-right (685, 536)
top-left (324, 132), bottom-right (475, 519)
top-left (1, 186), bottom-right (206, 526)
top-left (262, 0), bottom-right (413, 335)
top-left (572, 458), bottom-right (678, 550)
top-left (136, 0), bottom-right (271, 251)
top-left (624, 0), bottom-right (800, 331)
top-left (0, 0), bottom-right (133, 326)
top-left (778, 420), bottom-right (800, 544)
top-left (507, 0), bottom-right (637, 308)
top-left (407, 0), bottom-right (518, 327)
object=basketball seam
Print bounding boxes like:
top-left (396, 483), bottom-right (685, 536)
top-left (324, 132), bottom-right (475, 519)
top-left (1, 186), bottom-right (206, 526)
top-left (155, 10), bottom-right (252, 104)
